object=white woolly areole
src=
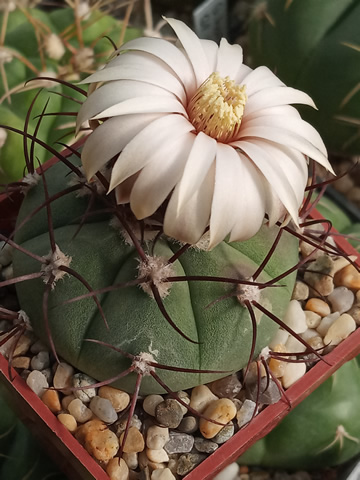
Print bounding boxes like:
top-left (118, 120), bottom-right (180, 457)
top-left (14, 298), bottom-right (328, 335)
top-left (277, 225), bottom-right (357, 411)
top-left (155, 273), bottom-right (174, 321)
top-left (0, 48), bottom-right (13, 63)
top-left (77, 0), bottom-right (91, 20)
top-left (74, 47), bottom-right (94, 71)
top-left (188, 231), bottom-right (211, 251)
top-left (15, 310), bottom-right (32, 331)
top-left (110, 216), bottom-right (161, 246)
top-left (20, 172), bottom-right (41, 194)
top-left (236, 279), bottom-right (261, 306)
top-left (45, 33), bottom-right (66, 60)
top-left (260, 346), bottom-right (271, 360)
top-left (133, 352), bottom-right (157, 376)
top-left (138, 255), bottom-right (175, 299)
top-left (67, 166), bottom-right (106, 197)
top-left (41, 245), bottom-right (72, 288)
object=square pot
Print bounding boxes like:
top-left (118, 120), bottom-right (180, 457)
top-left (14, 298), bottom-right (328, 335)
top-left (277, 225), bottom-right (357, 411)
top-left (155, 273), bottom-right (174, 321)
top-left (1, 153), bottom-right (360, 480)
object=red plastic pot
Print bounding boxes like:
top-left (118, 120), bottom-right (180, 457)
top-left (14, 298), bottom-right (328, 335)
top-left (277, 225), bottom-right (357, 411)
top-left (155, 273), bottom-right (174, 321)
top-left (1, 150), bottom-right (360, 480)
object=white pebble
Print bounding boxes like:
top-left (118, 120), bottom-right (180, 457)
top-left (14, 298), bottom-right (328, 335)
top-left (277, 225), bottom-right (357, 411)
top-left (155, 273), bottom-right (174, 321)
top-left (317, 312), bottom-right (340, 337)
top-left (305, 311), bottom-right (321, 329)
top-left (72, 373), bottom-right (97, 403)
top-left (143, 395), bottom-right (164, 416)
top-left (269, 328), bottom-right (289, 349)
top-left (328, 287), bottom-right (355, 314)
top-left (301, 328), bottom-right (320, 342)
top-left (324, 314), bottom-right (356, 346)
top-left (68, 398), bottom-right (93, 423)
top-left (190, 385), bottom-right (218, 414)
top-left (285, 335), bottom-right (306, 354)
top-left (146, 447), bottom-right (169, 463)
top-left (151, 468), bottom-right (176, 480)
top-left (89, 396), bottom-right (117, 424)
top-left (282, 300), bottom-right (307, 334)
top-left (213, 462), bottom-right (240, 480)
top-left (26, 370), bottom-right (49, 398)
top-left (282, 362), bottom-right (306, 388)
top-left (123, 452), bottom-right (138, 470)
top-left (146, 425), bottom-right (169, 450)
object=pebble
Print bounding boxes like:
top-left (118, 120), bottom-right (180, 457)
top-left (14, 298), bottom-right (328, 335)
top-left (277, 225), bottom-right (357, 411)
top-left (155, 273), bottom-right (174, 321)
top-left (282, 362), bottom-right (307, 388)
top-left (334, 264), bottom-right (360, 290)
top-left (291, 281), bottom-right (309, 301)
top-left (189, 385), bottom-right (218, 414)
top-left (328, 286), bottom-right (355, 314)
top-left (299, 240), bottom-right (323, 259)
top-left (99, 386), bottom-right (130, 412)
top-left (304, 311), bottom-right (321, 329)
top-left (143, 395), bottom-right (164, 416)
top-left (30, 350), bottom-right (50, 371)
top-left (285, 335), bottom-right (306, 354)
top-left (316, 312), bottom-right (340, 337)
top-left (237, 399), bottom-right (257, 428)
top-left (268, 344), bottom-right (287, 377)
top-left (68, 398), bottom-right (93, 423)
top-left (176, 453), bottom-right (206, 476)
top-left (146, 448), bottom-right (169, 463)
top-left (41, 368), bottom-right (53, 384)
top-left (269, 329), bottom-right (289, 349)
top-left (303, 255), bottom-right (334, 296)
top-left (164, 432), bottom-right (194, 454)
top-left (213, 462), bottom-right (239, 480)
top-left (62, 394), bottom-right (76, 410)
top-left (119, 427), bottom-right (145, 453)
top-left (106, 457), bottom-right (129, 480)
top-left (116, 414), bottom-right (142, 436)
top-left (72, 373), bottom-right (97, 403)
top-left (151, 468), bottom-right (176, 480)
top-left (146, 426), bottom-right (169, 450)
top-left (90, 396), bottom-right (118, 423)
top-left (194, 437), bottom-right (219, 453)
top-left (212, 421), bottom-right (235, 444)
top-left (85, 427), bottom-right (119, 462)
top-left (282, 300), bottom-right (307, 334)
top-left (76, 419), bottom-right (106, 444)
top-left (13, 334), bottom-right (32, 356)
top-left (57, 413), bottom-right (77, 432)
top-left (208, 374), bottom-right (242, 398)
top-left (177, 415), bottom-right (198, 434)
top-left (246, 377), bottom-right (281, 405)
top-left (166, 391), bottom-right (190, 416)
top-left (53, 362), bottom-right (74, 394)
top-left (123, 452), bottom-right (138, 470)
top-left (304, 298), bottom-right (331, 317)
top-left (199, 398), bottom-right (237, 439)
top-left (30, 339), bottom-right (48, 354)
top-left (41, 388), bottom-right (61, 413)
top-left (11, 356), bottom-right (30, 369)
top-left (324, 313), bottom-right (356, 346)
top-left (155, 399), bottom-right (184, 428)
top-left (26, 370), bottom-right (49, 397)
top-left (348, 305), bottom-right (360, 324)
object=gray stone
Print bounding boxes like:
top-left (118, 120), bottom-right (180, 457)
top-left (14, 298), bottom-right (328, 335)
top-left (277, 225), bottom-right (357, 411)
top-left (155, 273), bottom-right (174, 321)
top-left (246, 377), bottom-right (281, 405)
top-left (89, 395), bottom-right (117, 423)
top-left (30, 339), bottom-right (48, 354)
top-left (164, 432), bottom-right (194, 454)
top-left (212, 421), bottom-right (234, 444)
top-left (208, 374), bottom-right (242, 398)
top-left (328, 286), bottom-right (355, 314)
top-left (176, 453), bottom-right (206, 476)
top-left (26, 370), bottom-right (49, 398)
top-left (30, 351), bottom-right (50, 371)
top-left (194, 437), bottom-right (218, 454)
top-left (155, 399), bottom-right (184, 428)
top-left (178, 415), bottom-right (198, 434)
top-left (237, 399), bottom-right (257, 428)
top-left (72, 372), bottom-right (97, 403)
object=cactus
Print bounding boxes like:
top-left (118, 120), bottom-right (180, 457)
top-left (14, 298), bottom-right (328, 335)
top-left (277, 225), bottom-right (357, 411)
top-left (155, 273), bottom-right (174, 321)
top-left (238, 357), bottom-right (360, 469)
top-left (249, 0), bottom-right (360, 155)
top-left (0, 3), bottom-right (142, 184)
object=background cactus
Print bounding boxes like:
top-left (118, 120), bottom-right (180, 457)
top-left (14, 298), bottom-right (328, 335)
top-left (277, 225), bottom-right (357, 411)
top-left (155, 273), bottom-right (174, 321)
top-left (0, 3), bottom-right (142, 184)
top-left (249, 0), bottom-right (360, 155)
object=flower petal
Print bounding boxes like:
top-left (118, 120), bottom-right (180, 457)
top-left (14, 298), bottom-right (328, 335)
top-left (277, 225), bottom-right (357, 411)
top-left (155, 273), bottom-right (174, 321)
top-left (77, 80), bottom-right (175, 130)
top-left (109, 114), bottom-right (194, 191)
top-left (245, 86), bottom-right (316, 117)
top-left (81, 113), bottom-right (163, 180)
top-left (93, 95), bottom-right (187, 119)
top-left (117, 37), bottom-right (196, 95)
top-left (216, 38), bottom-right (243, 79)
top-left (199, 39), bottom-right (218, 73)
top-left (164, 162), bottom-right (215, 244)
top-left (165, 17), bottom-right (211, 85)
top-left (130, 133), bottom-right (195, 219)
top-left (240, 65), bottom-right (284, 95)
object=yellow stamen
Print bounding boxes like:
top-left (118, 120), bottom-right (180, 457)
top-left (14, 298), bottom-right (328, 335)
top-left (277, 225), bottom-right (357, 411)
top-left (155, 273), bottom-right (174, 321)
top-left (188, 72), bottom-right (247, 143)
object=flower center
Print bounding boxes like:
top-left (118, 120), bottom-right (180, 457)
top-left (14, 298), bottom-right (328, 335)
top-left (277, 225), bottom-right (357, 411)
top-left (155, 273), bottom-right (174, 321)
top-left (188, 72), bottom-right (247, 143)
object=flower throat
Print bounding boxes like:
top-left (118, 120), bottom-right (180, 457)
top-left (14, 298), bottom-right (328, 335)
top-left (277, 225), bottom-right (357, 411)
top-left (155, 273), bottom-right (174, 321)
top-left (188, 72), bottom-right (247, 143)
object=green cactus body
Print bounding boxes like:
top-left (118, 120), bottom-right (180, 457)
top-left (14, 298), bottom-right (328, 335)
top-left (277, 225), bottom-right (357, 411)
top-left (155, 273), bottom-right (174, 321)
top-left (238, 358), bottom-right (360, 469)
top-left (0, 6), bottom-right (142, 184)
top-left (249, 0), bottom-right (360, 155)
top-left (12, 157), bottom-right (299, 395)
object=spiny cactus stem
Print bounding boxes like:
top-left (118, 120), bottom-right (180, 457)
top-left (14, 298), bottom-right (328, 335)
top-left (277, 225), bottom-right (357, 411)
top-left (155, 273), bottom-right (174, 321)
top-left (253, 228), bottom-right (284, 281)
top-left (43, 274), bottom-right (60, 364)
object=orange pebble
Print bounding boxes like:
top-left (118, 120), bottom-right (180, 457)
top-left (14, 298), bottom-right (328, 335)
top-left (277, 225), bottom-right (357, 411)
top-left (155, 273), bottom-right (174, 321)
top-left (42, 389), bottom-right (61, 413)
top-left (269, 344), bottom-right (287, 378)
top-left (334, 264), bottom-right (360, 290)
top-left (304, 298), bottom-right (330, 317)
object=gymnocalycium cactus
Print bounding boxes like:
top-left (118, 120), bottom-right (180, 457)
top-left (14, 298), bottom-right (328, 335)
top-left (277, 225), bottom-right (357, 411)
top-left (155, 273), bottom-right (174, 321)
top-left (0, 2), bottom-right (142, 184)
top-left (249, 0), bottom-right (360, 155)
top-left (1, 16), bottom-right (339, 457)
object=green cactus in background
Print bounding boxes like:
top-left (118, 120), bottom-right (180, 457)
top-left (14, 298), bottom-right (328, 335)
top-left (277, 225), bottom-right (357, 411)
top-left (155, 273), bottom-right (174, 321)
top-left (249, 0), bottom-right (360, 155)
top-left (0, 2), bottom-right (142, 184)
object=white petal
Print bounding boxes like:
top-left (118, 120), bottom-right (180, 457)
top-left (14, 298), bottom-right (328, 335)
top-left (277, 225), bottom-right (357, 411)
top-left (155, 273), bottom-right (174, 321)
top-left (228, 151), bottom-right (267, 242)
top-left (245, 86), bottom-right (316, 117)
top-left (164, 162), bottom-right (215, 244)
top-left (175, 132), bottom-right (217, 210)
top-left (81, 113), bottom-right (162, 180)
top-left (109, 114), bottom-right (194, 191)
top-left (209, 144), bottom-right (242, 248)
top-left (93, 95), bottom-right (187, 119)
top-left (165, 17), bottom-right (211, 85)
top-left (79, 53), bottom-right (186, 103)
top-left (240, 66), bottom-right (284, 95)
top-left (199, 39), bottom-right (218, 73)
top-left (216, 38), bottom-right (243, 79)
top-left (117, 37), bottom-right (196, 95)
top-left (77, 80), bottom-right (175, 129)
top-left (234, 64), bottom-right (253, 84)
top-left (231, 140), bottom-right (301, 221)
top-left (130, 133), bottom-right (195, 219)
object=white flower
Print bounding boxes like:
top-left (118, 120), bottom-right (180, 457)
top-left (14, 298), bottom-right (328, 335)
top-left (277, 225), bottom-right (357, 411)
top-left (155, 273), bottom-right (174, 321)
top-left (77, 18), bottom-right (334, 249)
